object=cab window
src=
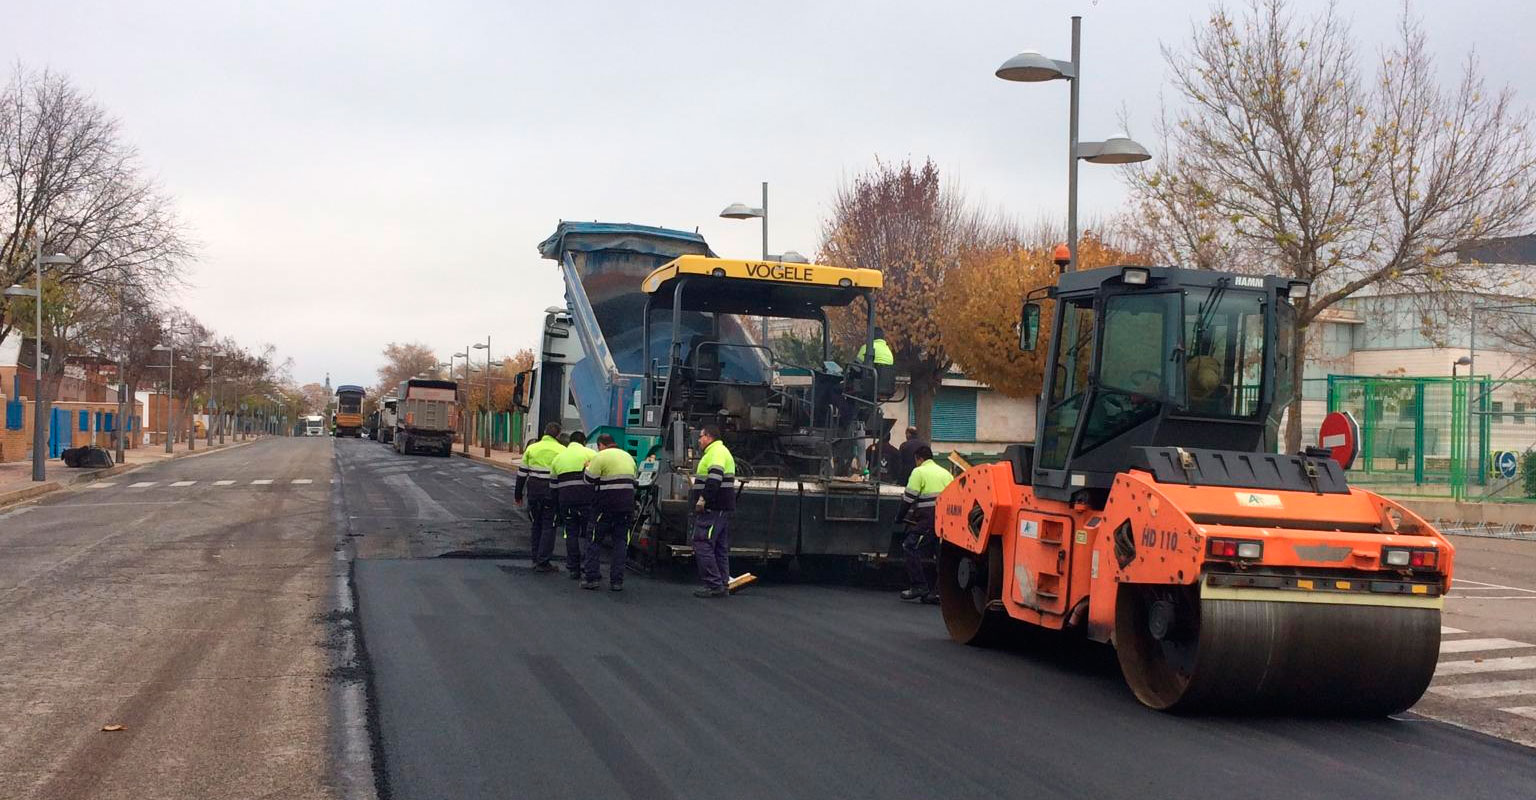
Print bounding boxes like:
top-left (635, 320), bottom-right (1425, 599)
top-left (1183, 290), bottom-right (1265, 417)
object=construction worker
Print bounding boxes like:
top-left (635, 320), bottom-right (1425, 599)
top-left (551, 430), bottom-right (597, 578)
top-left (582, 434), bottom-right (637, 591)
top-left (896, 444), bottom-right (952, 603)
top-left (895, 426), bottom-right (926, 485)
top-left (691, 424), bottom-right (736, 599)
top-left (855, 326), bottom-right (894, 365)
top-left (515, 422), bottom-right (564, 573)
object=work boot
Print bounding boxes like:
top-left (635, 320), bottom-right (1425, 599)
top-left (567, 569), bottom-right (581, 580)
top-left (610, 583), bottom-right (623, 592)
top-left (533, 562), bottom-right (557, 574)
top-left (693, 586), bottom-right (726, 599)
top-left (581, 580), bottom-right (601, 590)
top-left (899, 588), bottom-right (927, 602)
top-left (921, 592), bottom-right (941, 605)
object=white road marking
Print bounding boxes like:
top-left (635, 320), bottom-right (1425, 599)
top-left (213, 480), bottom-right (235, 486)
top-left (85, 483), bottom-right (116, 489)
top-left (1439, 638), bottom-right (1534, 654)
top-left (1430, 679), bottom-right (1536, 700)
top-left (170, 481), bottom-right (197, 487)
top-left (291, 479), bottom-right (313, 485)
top-left (1447, 595), bottom-right (1536, 600)
top-left (1501, 707), bottom-right (1536, 721)
top-left (1442, 626), bottom-right (1467, 635)
top-left (251, 479), bottom-right (273, 485)
top-left (1436, 655), bottom-right (1536, 676)
top-left (1453, 579), bottom-right (1536, 590)
top-left (128, 481), bottom-right (157, 488)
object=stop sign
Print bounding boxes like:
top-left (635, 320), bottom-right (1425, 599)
top-left (1318, 410), bottom-right (1360, 470)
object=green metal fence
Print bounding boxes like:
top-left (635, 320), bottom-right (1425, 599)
top-left (1323, 375), bottom-right (1536, 501)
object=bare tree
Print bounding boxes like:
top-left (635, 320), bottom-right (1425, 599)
top-left (1123, 0), bottom-right (1536, 449)
top-left (375, 341), bottom-right (441, 395)
top-left (0, 67), bottom-right (189, 347)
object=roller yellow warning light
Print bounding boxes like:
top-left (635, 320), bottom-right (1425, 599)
top-left (934, 265), bottom-right (1453, 715)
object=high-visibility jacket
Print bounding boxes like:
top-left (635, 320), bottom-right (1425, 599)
top-left (552, 442), bottom-right (597, 506)
top-left (856, 338), bottom-right (894, 366)
top-left (691, 439), bottom-right (737, 512)
top-left (586, 445), bottom-right (638, 512)
top-left (900, 459), bottom-right (953, 528)
top-left (515, 435), bottom-right (564, 501)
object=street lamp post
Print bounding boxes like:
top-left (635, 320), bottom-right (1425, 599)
top-left (473, 337), bottom-right (493, 457)
top-left (455, 349), bottom-right (471, 454)
top-left (4, 238), bottom-right (76, 481)
top-left (722, 182), bottom-right (773, 341)
top-left (152, 342), bottom-right (175, 454)
top-left (996, 16), bottom-right (1151, 271)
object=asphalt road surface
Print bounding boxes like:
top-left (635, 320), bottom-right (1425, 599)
top-left (5, 436), bottom-right (1532, 799)
top-left (339, 439), bottom-right (1536, 800)
top-left (0, 437), bottom-right (337, 800)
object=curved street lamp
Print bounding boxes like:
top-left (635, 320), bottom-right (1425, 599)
top-left (997, 17), bottom-right (1151, 271)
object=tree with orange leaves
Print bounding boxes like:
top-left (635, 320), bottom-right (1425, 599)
top-left (938, 232), bottom-right (1144, 399)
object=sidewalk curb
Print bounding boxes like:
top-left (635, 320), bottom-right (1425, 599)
top-left (0, 481), bottom-right (64, 510)
top-left (0, 437), bottom-right (264, 509)
top-left (451, 449), bottom-right (523, 474)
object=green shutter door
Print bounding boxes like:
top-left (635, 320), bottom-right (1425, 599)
top-left (909, 387), bottom-right (977, 441)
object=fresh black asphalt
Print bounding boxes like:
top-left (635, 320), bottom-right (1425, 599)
top-left (340, 440), bottom-right (1536, 800)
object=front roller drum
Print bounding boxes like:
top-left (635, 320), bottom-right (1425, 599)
top-left (938, 541), bottom-right (1010, 647)
top-left (1114, 584), bottom-right (1441, 715)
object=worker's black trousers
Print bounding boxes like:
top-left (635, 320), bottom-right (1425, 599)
top-left (527, 496), bottom-right (556, 566)
top-left (583, 509), bottom-right (632, 586)
top-left (903, 527), bottom-right (937, 593)
top-left (560, 503), bottom-right (592, 573)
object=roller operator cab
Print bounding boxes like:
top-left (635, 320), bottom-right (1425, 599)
top-left (936, 265), bottom-right (1455, 715)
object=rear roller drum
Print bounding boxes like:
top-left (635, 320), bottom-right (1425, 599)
top-left (1114, 583), bottom-right (1442, 715)
top-left (938, 540), bottom-right (1009, 646)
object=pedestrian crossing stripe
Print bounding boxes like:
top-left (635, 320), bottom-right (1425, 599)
top-left (1435, 654), bottom-right (1536, 676)
top-left (291, 479), bottom-right (313, 484)
top-left (251, 479), bottom-right (273, 485)
top-left (129, 481), bottom-right (156, 488)
top-left (1439, 638), bottom-right (1532, 654)
top-left (85, 483), bottom-right (115, 489)
top-left (213, 480), bottom-right (235, 486)
top-left (170, 481), bottom-right (196, 487)
top-left (1429, 678), bottom-right (1536, 700)
top-left (1503, 707), bottom-right (1536, 721)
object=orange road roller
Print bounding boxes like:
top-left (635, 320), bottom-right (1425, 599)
top-left (934, 265), bottom-right (1453, 715)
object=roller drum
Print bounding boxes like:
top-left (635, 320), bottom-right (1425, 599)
top-left (1116, 584), bottom-right (1442, 715)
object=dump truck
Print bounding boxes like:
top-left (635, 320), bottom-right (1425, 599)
top-left (334, 385), bottom-right (366, 437)
top-left (394, 379), bottom-right (457, 456)
top-left (377, 396), bottom-right (397, 444)
top-left (934, 265), bottom-right (1454, 715)
top-left (528, 222), bottom-right (907, 570)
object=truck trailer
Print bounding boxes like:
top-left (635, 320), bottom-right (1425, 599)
top-left (394, 379), bottom-right (457, 456)
top-left (333, 385), bottom-right (366, 437)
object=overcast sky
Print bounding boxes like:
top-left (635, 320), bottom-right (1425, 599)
top-left (6, 0), bottom-right (1534, 387)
